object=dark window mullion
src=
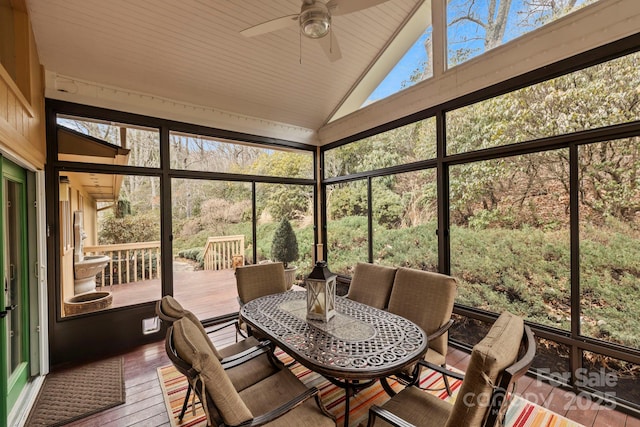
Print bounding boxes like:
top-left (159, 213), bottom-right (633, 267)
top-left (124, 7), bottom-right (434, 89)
top-left (252, 181), bottom-right (257, 264)
top-left (367, 177), bottom-right (373, 263)
top-left (160, 124), bottom-right (173, 297)
top-left (569, 142), bottom-right (583, 386)
top-left (436, 110), bottom-right (450, 275)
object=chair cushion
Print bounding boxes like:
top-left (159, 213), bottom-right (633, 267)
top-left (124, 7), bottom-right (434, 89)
top-left (236, 262), bottom-right (287, 304)
top-left (374, 386), bottom-right (452, 427)
top-left (173, 318), bottom-right (253, 426)
top-left (388, 268), bottom-right (457, 357)
top-left (346, 262), bottom-right (397, 309)
top-left (400, 347), bottom-right (448, 377)
top-left (445, 312), bottom-right (524, 427)
top-left (228, 354), bottom-right (279, 392)
top-left (239, 369), bottom-right (334, 427)
top-left (160, 295), bottom-right (185, 320)
top-left (218, 336), bottom-right (261, 358)
top-left (160, 296), bottom-right (223, 359)
top-left (425, 347), bottom-right (447, 367)
top-left (219, 338), bottom-right (279, 391)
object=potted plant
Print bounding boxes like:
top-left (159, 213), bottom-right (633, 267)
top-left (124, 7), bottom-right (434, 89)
top-left (271, 217), bottom-right (299, 289)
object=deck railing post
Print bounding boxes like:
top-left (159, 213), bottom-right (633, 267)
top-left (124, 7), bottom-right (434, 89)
top-left (203, 235), bottom-right (245, 271)
top-left (84, 241), bottom-right (161, 286)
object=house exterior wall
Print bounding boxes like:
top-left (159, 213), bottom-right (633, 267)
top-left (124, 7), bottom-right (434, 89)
top-left (1, 3), bottom-right (47, 427)
top-left (0, 6), bottom-right (45, 168)
top-left (0, 5), bottom-right (48, 335)
top-left (59, 175), bottom-right (100, 308)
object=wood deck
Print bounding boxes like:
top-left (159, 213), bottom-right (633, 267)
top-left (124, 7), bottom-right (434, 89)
top-left (104, 267), bottom-right (241, 320)
top-left (56, 277), bottom-right (640, 427)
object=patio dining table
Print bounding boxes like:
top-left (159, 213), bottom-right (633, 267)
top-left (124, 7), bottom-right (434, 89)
top-left (240, 290), bottom-right (428, 426)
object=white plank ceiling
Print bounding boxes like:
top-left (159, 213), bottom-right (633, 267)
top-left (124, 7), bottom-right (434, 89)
top-left (27, 0), bottom-right (422, 133)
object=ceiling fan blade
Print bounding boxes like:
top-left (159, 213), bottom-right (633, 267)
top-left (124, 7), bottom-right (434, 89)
top-left (326, 0), bottom-right (392, 16)
top-left (240, 14), bottom-right (299, 37)
top-left (319, 30), bottom-right (341, 62)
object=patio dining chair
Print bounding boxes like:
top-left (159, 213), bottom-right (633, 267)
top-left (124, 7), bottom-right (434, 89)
top-left (157, 295), bottom-right (279, 420)
top-left (236, 262), bottom-right (288, 304)
top-left (157, 295), bottom-right (266, 357)
top-left (157, 295), bottom-right (242, 351)
top-left (345, 262), bottom-right (397, 309)
top-left (367, 311), bottom-right (536, 427)
top-left (235, 262), bottom-right (288, 339)
top-left (385, 268), bottom-right (457, 394)
top-left (167, 317), bottom-right (337, 427)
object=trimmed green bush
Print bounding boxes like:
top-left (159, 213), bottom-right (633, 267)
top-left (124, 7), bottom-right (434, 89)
top-left (177, 247), bottom-right (205, 269)
top-left (271, 218), bottom-right (299, 269)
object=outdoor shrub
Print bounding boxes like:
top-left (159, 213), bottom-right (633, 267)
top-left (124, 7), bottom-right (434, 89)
top-left (271, 218), bottom-right (299, 268)
top-left (99, 211), bottom-right (159, 244)
top-left (178, 247), bottom-right (204, 269)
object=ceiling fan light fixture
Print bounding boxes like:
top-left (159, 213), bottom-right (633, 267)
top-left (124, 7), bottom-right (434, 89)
top-left (299, 3), bottom-right (331, 39)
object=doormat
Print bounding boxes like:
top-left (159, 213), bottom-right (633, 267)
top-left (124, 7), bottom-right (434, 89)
top-left (25, 357), bottom-right (125, 426)
top-left (158, 351), bottom-right (585, 427)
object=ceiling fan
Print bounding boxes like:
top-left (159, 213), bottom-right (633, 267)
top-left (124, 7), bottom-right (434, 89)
top-left (240, 0), bottom-right (393, 62)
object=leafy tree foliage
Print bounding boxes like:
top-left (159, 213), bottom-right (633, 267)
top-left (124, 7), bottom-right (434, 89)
top-left (247, 151), bottom-right (313, 221)
top-left (326, 49), bottom-right (640, 353)
top-left (447, 53), bottom-right (640, 227)
top-left (98, 211), bottom-right (160, 244)
top-left (324, 118), bottom-right (436, 177)
top-left (169, 134), bottom-right (262, 173)
top-left (245, 150), bottom-right (312, 178)
top-left (115, 199), bottom-right (131, 218)
top-left (259, 183), bottom-right (311, 222)
top-left (327, 181), bottom-right (367, 220)
top-left (325, 119), bottom-right (437, 228)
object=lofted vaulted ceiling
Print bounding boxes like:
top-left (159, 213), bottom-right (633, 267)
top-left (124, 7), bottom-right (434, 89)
top-left (27, 0), bottom-right (424, 135)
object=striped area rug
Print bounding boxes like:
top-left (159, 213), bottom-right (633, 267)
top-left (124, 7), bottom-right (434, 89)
top-left (158, 351), bottom-right (584, 427)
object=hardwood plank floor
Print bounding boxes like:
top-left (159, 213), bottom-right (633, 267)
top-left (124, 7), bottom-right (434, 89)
top-left (62, 334), bottom-right (637, 427)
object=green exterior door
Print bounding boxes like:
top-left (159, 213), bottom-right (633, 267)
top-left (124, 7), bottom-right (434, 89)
top-left (0, 157), bottom-right (29, 423)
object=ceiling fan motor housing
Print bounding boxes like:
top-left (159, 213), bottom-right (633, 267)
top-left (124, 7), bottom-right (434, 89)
top-left (299, 1), bottom-right (331, 38)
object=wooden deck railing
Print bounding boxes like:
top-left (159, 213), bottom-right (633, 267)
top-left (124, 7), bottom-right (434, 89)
top-left (84, 241), bottom-right (161, 287)
top-left (83, 235), bottom-right (243, 285)
top-left (203, 235), bottom-right (245, 270)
